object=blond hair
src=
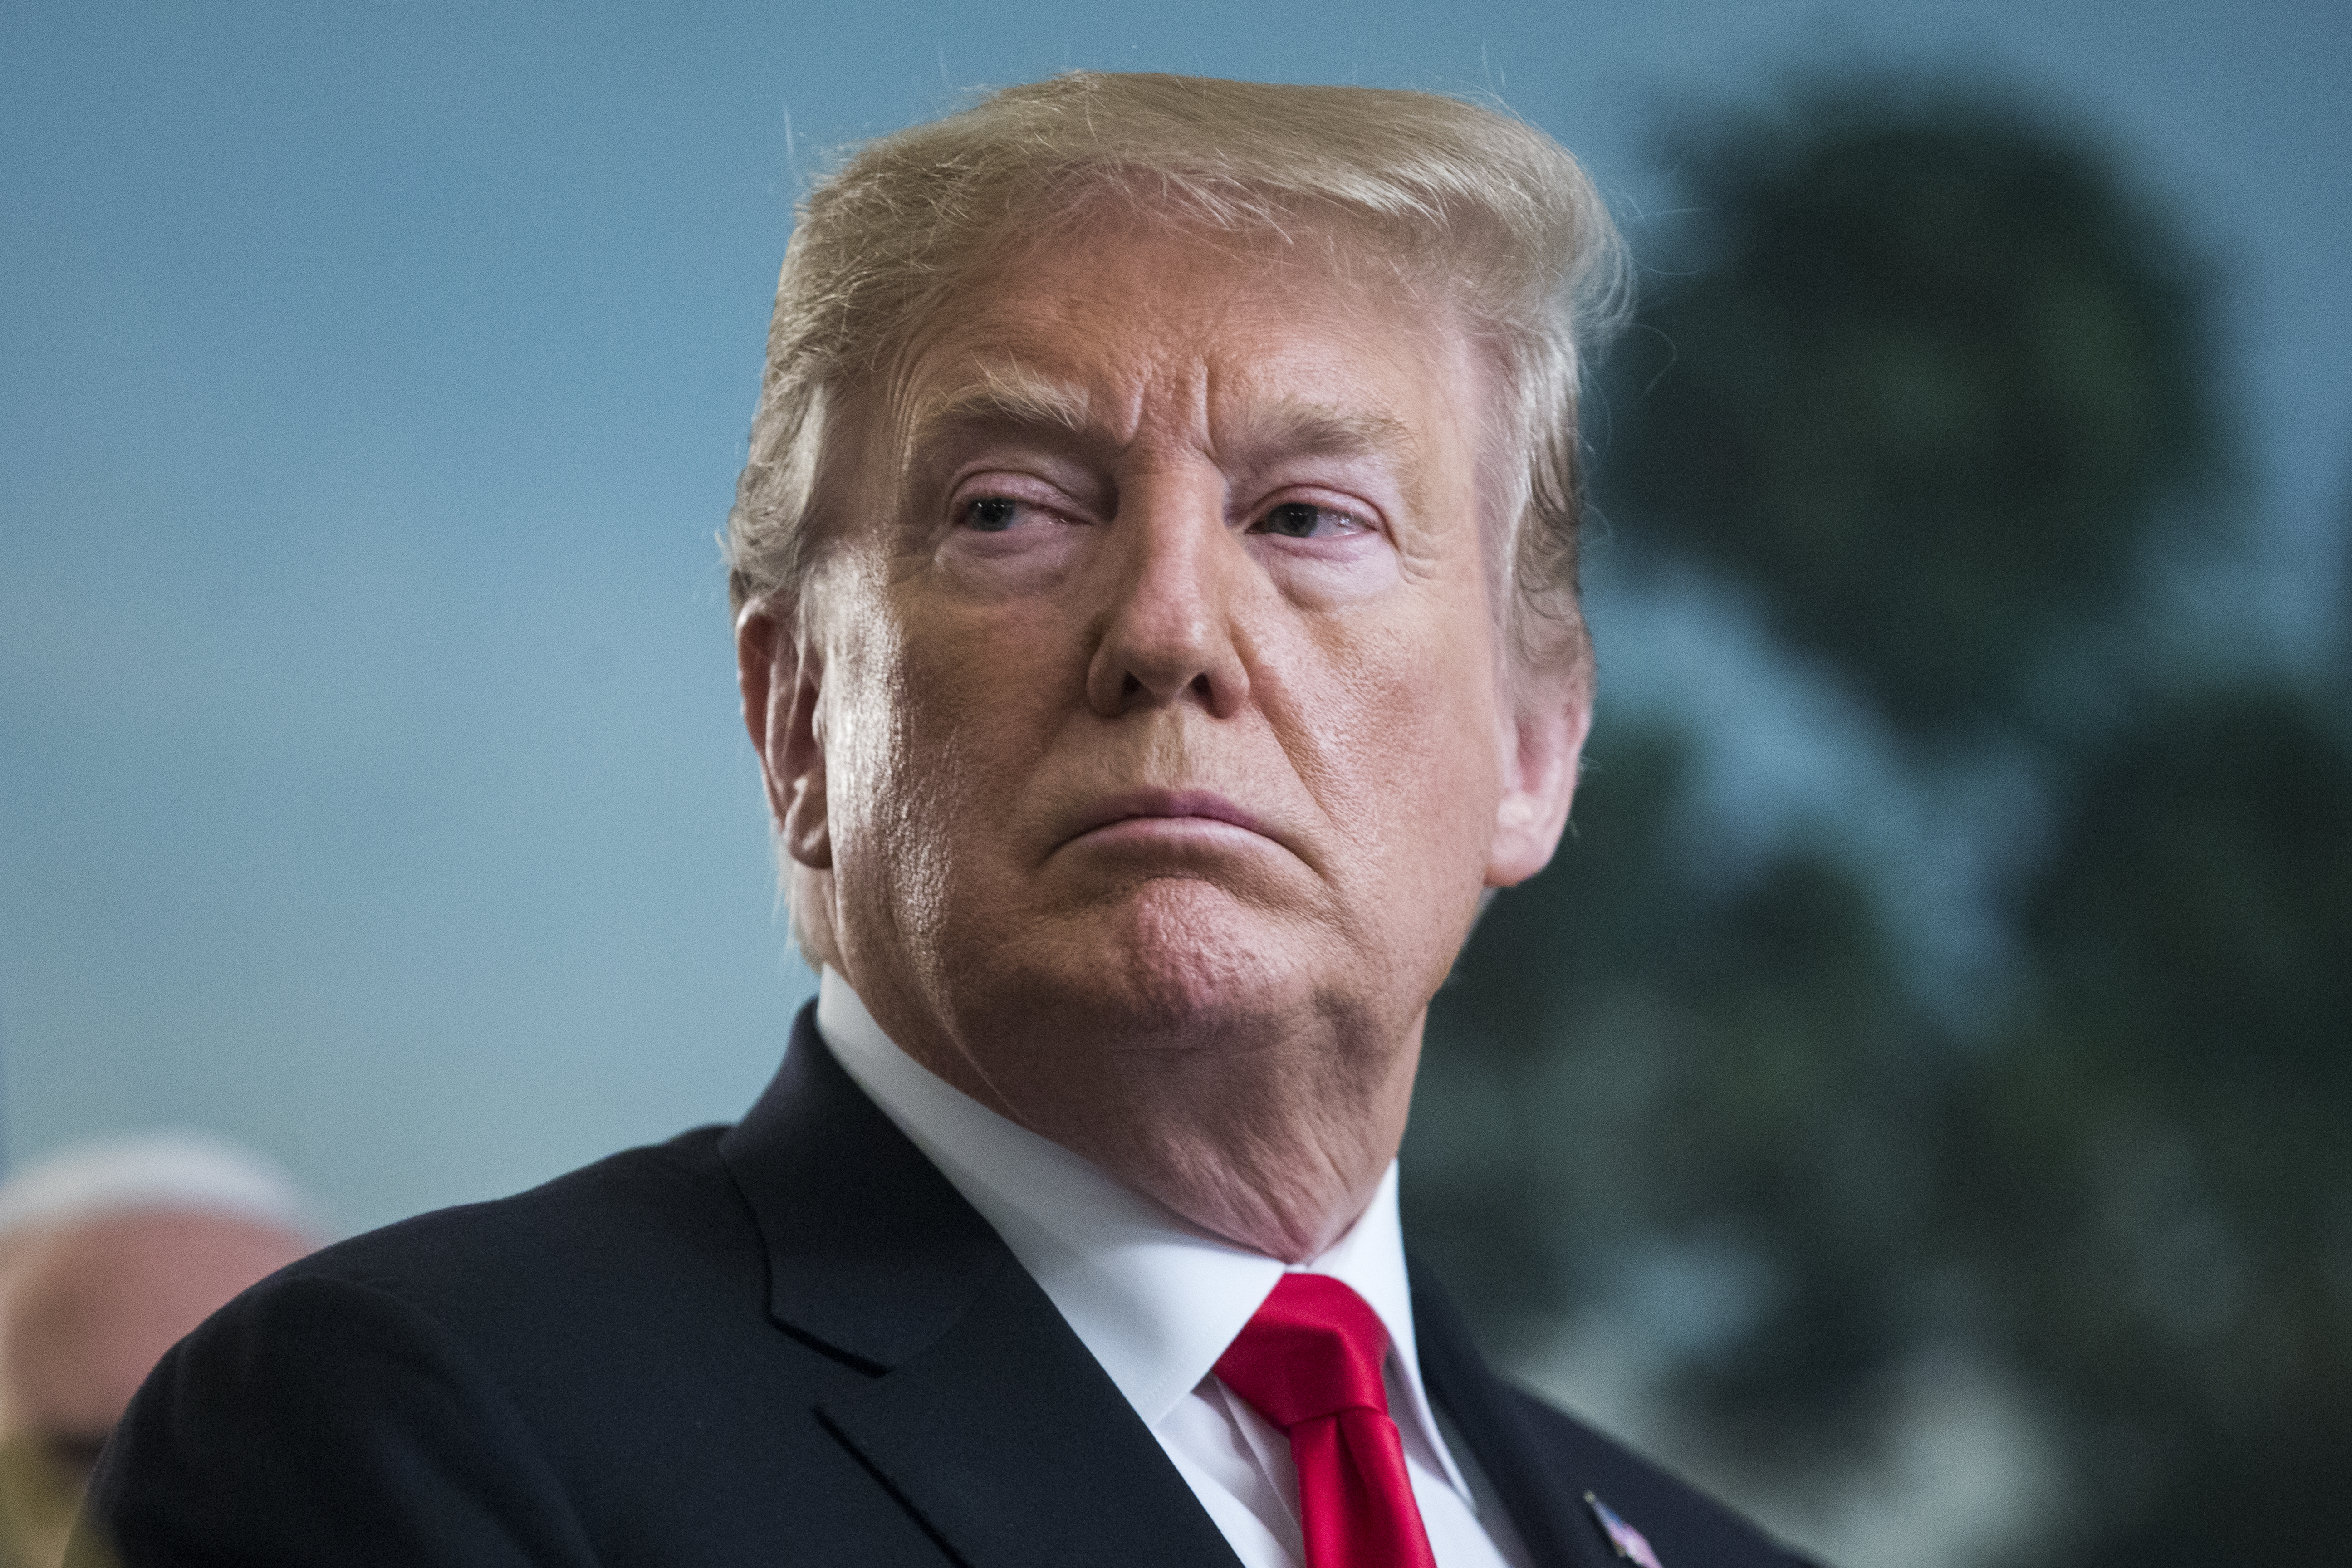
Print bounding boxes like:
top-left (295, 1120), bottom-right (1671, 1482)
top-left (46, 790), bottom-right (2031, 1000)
top-left (725, 70), bottom-right (1626, 674)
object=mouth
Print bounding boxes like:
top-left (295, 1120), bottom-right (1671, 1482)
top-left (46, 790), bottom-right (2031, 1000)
top-left (1060, 789), bottom-right (1282, 852)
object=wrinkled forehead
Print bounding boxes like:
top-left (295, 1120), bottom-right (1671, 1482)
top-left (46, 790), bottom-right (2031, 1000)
top-left (864, 207), bottom-right (1506, 491)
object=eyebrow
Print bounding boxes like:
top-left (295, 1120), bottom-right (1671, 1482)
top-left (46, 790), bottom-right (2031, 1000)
top-left (902, 363), bottom-right (1418, 470)
top-left (904, 364), bottom-right (1093, 451)
top-left (1224, 400), bottom-right (1417, 466)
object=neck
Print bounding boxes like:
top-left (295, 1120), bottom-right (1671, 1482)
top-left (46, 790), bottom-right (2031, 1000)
top-left (834, 966), bottom-right (1421, 1264)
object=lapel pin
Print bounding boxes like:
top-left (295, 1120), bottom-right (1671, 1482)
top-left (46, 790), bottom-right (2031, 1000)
top-left (1584, 1492), bottom-right (1664, 1568)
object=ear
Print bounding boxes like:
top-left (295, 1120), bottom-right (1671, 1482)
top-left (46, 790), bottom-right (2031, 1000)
top-left (736, 596), bottom-right (831, 870)
top-left (1485, 665), bottom-right (1592, 888)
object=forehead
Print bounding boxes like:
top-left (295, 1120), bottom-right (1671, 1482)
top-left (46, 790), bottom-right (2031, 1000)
top-left (887, 216), bottom-right (1485, 461)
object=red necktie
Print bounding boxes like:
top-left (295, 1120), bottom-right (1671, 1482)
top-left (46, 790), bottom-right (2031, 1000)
top-left (1213, 1273), bottom-right (1440, 1568)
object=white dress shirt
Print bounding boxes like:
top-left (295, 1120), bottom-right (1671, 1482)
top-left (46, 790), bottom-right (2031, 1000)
top-left (816, 970), bottom-right (1529, 1568)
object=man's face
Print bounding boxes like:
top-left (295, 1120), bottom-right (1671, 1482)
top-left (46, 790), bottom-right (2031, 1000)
top-left (745, 211), bottom-right (1583, 1237)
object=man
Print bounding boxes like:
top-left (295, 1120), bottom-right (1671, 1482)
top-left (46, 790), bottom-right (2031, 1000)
top-left (0, 1136), bottom-right (315, 1568)
top-left (85, 74), bottom-right (1817, 1566)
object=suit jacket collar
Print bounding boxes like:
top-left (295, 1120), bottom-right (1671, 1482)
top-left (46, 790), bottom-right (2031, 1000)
top-left (716, 1005), bottom-right (1247, 1568)
top-left (717, 1002), bottom-right (1005, 1370)
top-left (1411, 1265), bottom-right (1618, 1568)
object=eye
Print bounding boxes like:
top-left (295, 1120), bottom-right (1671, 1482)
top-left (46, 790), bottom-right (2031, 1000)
top-left (1251, 510), bottom-right (1345, 545)
top-left (1251, 501), bottom-right (1367, 540)
top-left (962, 495), bottom-right (1023, 532)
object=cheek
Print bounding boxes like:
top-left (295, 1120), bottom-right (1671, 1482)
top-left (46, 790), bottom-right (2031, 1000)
top-left (1305, 613), bottom-right (1507, 874)
top-left (828, 594), bottom-right (1069, 895)
top-left (818, 597), bottom-right (957, 919)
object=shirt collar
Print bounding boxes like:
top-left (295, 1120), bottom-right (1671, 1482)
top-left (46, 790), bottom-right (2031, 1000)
top-left (814, 968), bottom-right (1465, 1493)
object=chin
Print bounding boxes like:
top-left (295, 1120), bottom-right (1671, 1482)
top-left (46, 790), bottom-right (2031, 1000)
top-left (1017, 877), bottom-right (1330, 1042)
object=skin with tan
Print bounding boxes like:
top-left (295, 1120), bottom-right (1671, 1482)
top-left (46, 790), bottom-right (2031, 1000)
top-left (740, 211), bottom-right (1589, 1264)
top-left (0, 1209), bottom-right (312, 1568)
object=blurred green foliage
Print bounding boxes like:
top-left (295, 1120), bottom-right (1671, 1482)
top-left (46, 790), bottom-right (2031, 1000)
top-left (1597, 91), bottom-right (2215, 733)
top-left (1978, 686), bottom-right (2352, 1566)
top-left (1405, 83), bottom-right (2352, 1568)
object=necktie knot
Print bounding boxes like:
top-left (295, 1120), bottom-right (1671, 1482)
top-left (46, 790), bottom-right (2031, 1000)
top-left (1215, 1273), bottom-right (1393, 1428)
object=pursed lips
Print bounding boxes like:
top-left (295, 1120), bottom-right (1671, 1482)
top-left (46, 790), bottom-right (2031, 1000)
top-left (1059, 789), bottom-right (1291, 856)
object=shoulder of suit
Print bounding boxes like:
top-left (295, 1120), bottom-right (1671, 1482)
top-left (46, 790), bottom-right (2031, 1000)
top-left (264, 1124), bottom-right (758, 1342)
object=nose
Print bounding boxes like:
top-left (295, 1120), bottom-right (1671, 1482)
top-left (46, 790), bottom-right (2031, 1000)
top-left (1084, 471), bottom-right (1251, 719)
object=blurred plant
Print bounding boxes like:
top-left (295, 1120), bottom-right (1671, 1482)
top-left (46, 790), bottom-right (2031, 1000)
top-left (1596, 88), bottom-right (2217, 736)
top-left (1405, 79), bottom-right (2351, 1568)
top-left (1411, 725), bottom-right (1955, 1465)
top-left (1961, 684), bottom-right (2352, 1567)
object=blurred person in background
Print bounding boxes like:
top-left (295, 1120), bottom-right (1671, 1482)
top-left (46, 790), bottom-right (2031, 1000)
top-left (0, 1136), bottom-right (315, 1568)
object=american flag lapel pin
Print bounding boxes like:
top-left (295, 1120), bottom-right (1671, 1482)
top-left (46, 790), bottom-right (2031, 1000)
top-left (1583, 1492), bottom-right (1665, 1568)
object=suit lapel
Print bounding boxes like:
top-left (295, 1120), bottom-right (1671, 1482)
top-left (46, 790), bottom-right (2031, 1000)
top-left (1412, 1264), bottom-right (1619, 1568)
top-left (819, 1252), bottom-right (1243, 1568)
top-left (720, 1008), bottom-right (1243, 1568)
top-left (719, 1007), bottom-right (1002, 1370)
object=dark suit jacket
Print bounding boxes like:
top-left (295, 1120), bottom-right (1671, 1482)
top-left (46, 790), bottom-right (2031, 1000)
top-left (85, 1007), bottom-right (1815, 1567)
